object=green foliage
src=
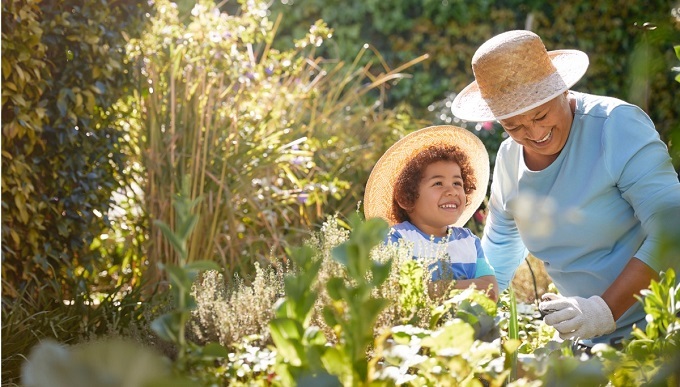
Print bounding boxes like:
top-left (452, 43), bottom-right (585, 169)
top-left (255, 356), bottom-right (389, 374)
top-left (424, 287), bottom-right (501, 368)
top-left (1, 0), bottom-right (49, 292)
top-left (1, 274), bottom-right (154, 385)
top-left (507, 288), bottom-right (520, 383)
top-left (670, 44), bottom-right (680, 167)
top-left (1, 0), bottom-right (149, 313)
top-left (374, 321), bottom-right (511, 386)
top-left (21, 339), bottom-right (172, 387)
top-left (270, 214), bottom-right (392, 386)
top-left (674, 45), bottom-right (680, 83)
top-left (150, 176), bottom-right (224, 383)
top-left (269, 244), bottom-right (333, 385)
top-left (597, 269), bottom-right (680, 386)
top-left (2, 4), bottom-right (150, 376)
top-left (397, 259), bottom-right (427, 324)
top-left (322, 215), bottom-right (392, 385)
top-left (126, 0), bottom-right (424, 281)
top-left (14, 213), bottom-right (680, 386)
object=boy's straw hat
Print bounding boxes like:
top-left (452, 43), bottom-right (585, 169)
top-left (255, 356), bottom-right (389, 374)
top-left (364, 125), bottom-right (489, 227)
top-left (451, 30), bottom-right (589, 122)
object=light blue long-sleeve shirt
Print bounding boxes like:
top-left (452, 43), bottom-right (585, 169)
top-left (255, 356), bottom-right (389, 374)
top-left (482, 91), bottom-right (680, 344)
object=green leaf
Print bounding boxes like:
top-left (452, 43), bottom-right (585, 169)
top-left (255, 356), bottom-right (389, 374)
top-left (274, 297), bottom-right (293, 319)
top-left (361, 298), bottom-right (390, 327)
top-left (201, 342), bottom-right (230, 359)
top-left (175, 213), bottom-right (199, 241)
top-left (502, 339), bottom-right (521, 356)
top-left (165, 264), bottom-right (190, 292)
top-left (183, 260), bottom-right (220, 273)
top-left (320, 347), bottom-right (350, 380)
top-left (303, 326), bottom-right (327, 346)
top-left (326, 278), bottom-right (346, 301)
top-left (154, 220), bottom-right (186, 258)
top-left (297, 372), bottom-right (342, 387)
top-left (508, 287), bottom-right (519, 340)
top-left (322, 306), bottom-right (339, 328)
top-left (331, 242), bottom-right (349, 267)
top-left (422, 319), bottom-right (475, 352)
top-left (370, 259), bottom-right (392, 286)
top-left (151, 312), bottom-right (182, 343)
top-left (269, 318), bottom-right (305, 367)
top-left (270, 318), bottom-right (304, 341)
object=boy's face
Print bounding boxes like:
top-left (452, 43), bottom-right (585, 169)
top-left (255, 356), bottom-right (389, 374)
top-left (406, 160), bottom-right (466, 237)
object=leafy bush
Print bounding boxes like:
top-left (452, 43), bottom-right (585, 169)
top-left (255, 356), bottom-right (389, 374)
top-left (1, 0), bottom-right (149, 298)
top-left (2, 0), bottom-right (150, 383)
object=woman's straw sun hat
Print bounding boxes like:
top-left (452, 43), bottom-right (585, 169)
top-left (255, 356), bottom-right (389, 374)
top-left (364, 125), bottom-right (489, 228)
top-left (451, 30), bottom-right (589, 122)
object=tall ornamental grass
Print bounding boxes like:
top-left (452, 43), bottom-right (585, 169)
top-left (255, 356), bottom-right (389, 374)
top-left (125, 0), bottom-right (427, 279)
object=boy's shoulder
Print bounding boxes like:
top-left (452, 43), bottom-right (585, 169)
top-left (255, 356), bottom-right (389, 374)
top-left (389, 223), bottom-right (476, 240)
top-left (448, 226), bottom-right (478, 240)
top-left (391, 221), bottom-right (417, 233)
top-left (389, 221), bottom-right (421, 241)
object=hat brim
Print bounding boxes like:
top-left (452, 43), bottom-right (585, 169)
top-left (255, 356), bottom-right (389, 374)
top-left (364, 125), bottom-right (489, 228)
top-left (451, 50), bottom-right (589, 122)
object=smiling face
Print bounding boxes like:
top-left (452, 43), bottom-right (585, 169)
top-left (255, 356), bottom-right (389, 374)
top-left (406, 161), bottom-right (466, 236)
top-left (391, 145), bottom-right (477, 235)
top-left (498, 92), bottom-right (574, 170)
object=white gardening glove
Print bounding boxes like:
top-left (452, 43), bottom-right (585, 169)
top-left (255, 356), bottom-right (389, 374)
top-left (539, 293), bottom-right (616, 340)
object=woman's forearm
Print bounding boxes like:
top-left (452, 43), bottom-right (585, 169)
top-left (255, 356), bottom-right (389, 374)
top-left (601, 257), bottom-right (658, 320)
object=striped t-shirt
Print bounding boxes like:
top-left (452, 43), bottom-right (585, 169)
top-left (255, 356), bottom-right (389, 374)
top-left (387, 221), bottom-right (494, 281)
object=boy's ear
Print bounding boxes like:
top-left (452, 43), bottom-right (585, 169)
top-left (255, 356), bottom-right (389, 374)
top-left (395, 198), bottom-right (412, 213)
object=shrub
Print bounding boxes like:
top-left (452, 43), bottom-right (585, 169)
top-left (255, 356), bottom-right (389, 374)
top-left (1, 0), bottom-right (149, 299)
top-left (2, 0), bottom-right (150, 383)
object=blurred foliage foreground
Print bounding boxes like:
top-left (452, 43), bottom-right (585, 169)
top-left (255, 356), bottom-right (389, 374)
top-left (18, 203), bottom-right (680, 386)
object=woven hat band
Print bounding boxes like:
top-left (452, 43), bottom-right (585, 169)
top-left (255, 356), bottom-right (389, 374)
top-left (484, 71), bottom-right (567, 119)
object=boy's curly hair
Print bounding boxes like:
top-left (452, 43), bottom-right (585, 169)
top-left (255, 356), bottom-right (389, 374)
top-left (391, 144), bottom-right (477, 224)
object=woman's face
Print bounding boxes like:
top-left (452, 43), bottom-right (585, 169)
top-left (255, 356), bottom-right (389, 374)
top-left (498, 93), bottom-right (574, 168)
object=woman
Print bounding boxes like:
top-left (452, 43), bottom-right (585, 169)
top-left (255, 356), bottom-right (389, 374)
top-left (451, 30), bottom-right (680, 347)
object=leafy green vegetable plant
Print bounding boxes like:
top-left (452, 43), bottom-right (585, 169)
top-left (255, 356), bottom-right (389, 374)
top-left (150, 176), bottom-right (227, 384)
top-left (270, 214), bottom-right (392, 386)
top-left (596, 269), bottom-right (680, 386)
top-left (321, 215), bottom-right (392, 386)
top-left (269, 244), bottom-right (332, 385)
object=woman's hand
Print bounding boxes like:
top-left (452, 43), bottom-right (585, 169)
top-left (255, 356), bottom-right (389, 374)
top-left (539, 293), bottom-right (616, 340)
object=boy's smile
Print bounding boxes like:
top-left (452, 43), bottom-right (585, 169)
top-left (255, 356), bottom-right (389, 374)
top-left (406, 160), bottom-right (466, 237)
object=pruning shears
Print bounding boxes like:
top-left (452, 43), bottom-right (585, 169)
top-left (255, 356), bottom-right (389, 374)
top-left (538, 293), bottom-right (558, 318)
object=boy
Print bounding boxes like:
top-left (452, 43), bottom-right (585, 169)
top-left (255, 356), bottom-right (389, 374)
top-left (364, 125), bottom-right (497, 301)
